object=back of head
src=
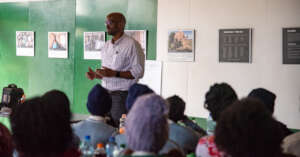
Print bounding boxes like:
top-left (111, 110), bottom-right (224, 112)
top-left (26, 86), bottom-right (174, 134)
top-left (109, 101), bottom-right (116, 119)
top-left (167, 95), bottom-right (185, 123)
top-left (248, 88), bottom-right (276, 114)
top-left (204, 83), bottom-right (238, 121)
top-left (0, 122), bottom-right (13, 157)
top-left (10, 90), bottom-right (73, 156)
top-left (42, 90), bottom-right (71, 121)
top-left (126, 83), bottom-right (154, 112)
top-left (125, 93), bottom-right (169, 153)
top-left (215, 98), bottom-right (285, 157)
top-left (87, 84), bottom-right (112, 116)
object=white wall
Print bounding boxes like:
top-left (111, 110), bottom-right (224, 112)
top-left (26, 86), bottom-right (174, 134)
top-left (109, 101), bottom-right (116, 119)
top-left (157, 0), bottom-right (300, 129)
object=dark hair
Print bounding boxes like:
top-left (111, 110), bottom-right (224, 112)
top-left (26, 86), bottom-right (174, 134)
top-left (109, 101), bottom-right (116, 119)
top-left (167, 95), bottom-right (185, 122)
top-left (215, 98), bottom-right (286, 157)
top-left (248, 88), bottom-right (276, 114)
top-left (10, 90), bottom-right (73, 157)
top-left (204, 83), bottom-right (238, 121)
top-left (0, 123), bottom-right (13, 157)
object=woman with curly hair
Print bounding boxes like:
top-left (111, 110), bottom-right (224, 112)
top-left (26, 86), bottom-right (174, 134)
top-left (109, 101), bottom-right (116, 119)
top-left (215, 98), bottom-right (295, 157)
top-left (195, 83), bottom-right (238, 157)
top-left (10, 90), bottom-right (80, 157)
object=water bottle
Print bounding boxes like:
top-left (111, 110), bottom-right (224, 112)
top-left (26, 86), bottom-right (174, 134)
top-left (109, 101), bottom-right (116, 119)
top-left (118, 144), bottom-right (126, 155)
top-left (106, 136), bottom-right (118, 157)
top-left (80, 135), bottom-right (94, 157)
top-left (119, 114), bottom-right (126, 129)
top-left (206, 113), bottom-right (216, 135)
top-left (93, 143), bottom-right (106, 157)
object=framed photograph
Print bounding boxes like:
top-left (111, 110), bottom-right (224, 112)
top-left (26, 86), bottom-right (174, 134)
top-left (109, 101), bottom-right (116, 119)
top-left (219, 28), bottom-right (252, 63)
top-left (84, 32), bottom-right (105, 60)
top-left (48, 32), bottom-right (68, 58)
top-left (168, 29), bottom-right (195, 62)
top-left (16, 31), bottom-right (34, 56)
top-left (125, 30), bottom-right (147, 57)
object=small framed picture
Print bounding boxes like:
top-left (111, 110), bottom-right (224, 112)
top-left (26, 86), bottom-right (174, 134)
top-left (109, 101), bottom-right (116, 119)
top-left (125, 30), bottom-right (147, 57)
top-left (16, 31), bottom-right (34, 56)
top-left (84, 32), bottom-right (106, 60)
top-left (48, 32), bottom-right (68, 58)
top-left (168, 29), bottom-right (195, 62)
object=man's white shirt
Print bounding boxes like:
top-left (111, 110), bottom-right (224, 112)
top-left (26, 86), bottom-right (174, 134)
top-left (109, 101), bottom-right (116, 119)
top-left (101, 34), bottom-right (145, 91)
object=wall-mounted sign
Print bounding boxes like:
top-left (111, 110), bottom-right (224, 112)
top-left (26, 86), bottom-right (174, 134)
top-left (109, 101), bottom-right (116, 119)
top-left (219, 28), bottom-right (252, 63)
top-left (283, 28), bottom-right (300, 64)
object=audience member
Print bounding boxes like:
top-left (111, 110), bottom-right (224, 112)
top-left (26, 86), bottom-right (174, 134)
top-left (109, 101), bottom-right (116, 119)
top-left (248, 88), bottom-right (292, 137)
top-left (73, 84), bottom-right (115, 147)
top-left (125, 83), bottom-right (153, 112)
top-left (167, 95), bottom-right (203, 154)
top-left (123, 94), bottom-right (169, 156)
top-left (10, 90), bottom-right (80, 157)
top-left (116, 84), bottom-right (183, 155)
top-left (115, 83), bottom-right (154, 146)
top-left (0, 122), bottom-right (13, 157)
top-left (196, 83), bottom-right (237, 157)
top-left (215, 98), bottom-right (295, 157)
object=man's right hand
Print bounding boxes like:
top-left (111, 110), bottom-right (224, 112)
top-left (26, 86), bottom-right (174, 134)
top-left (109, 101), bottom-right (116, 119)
top-left (86, 67), bottom-right (96, 80)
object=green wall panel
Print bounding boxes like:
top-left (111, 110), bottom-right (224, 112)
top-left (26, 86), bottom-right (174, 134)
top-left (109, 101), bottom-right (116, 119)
top-left (0, 3), bottom-right (31, 99)
top-left (0, 0), bottom-right (157, 114)
top-left (0, 0), bottom-right (75, 107)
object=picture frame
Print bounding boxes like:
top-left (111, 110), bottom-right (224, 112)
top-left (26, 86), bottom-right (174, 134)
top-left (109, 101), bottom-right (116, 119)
top-left (84, 32), bottom-right (106, 60)
top-left (48, 32), bottom-right (68, 58)
top-left (167, 29), bottom-right (195, 62)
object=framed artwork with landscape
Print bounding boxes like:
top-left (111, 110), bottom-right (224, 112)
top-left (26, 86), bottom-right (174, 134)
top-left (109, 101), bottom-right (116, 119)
top-left (168, 29), bottom-right (194, 62)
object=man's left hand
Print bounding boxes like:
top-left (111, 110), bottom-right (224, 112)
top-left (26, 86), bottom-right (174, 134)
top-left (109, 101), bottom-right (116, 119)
top-left (97, 66), bottom-right (117, 77)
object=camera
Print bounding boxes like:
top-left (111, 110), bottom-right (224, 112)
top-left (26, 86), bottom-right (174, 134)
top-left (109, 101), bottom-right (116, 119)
top-left (1, 84), bottom-right (24, 110)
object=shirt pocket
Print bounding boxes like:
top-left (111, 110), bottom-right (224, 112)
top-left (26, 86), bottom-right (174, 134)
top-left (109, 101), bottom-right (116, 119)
top-left (112, 50), bottom-right (130, 70)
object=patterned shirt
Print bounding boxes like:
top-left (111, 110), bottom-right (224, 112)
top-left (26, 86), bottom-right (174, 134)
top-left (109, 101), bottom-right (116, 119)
top-left (195, 135), bottom-right (226, 157)
top-left (101, 33), bottom-right (145, 91)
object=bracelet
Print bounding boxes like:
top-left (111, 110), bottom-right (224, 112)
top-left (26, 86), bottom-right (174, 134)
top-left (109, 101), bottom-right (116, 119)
top-left (116, 71), bottom-right (120, 77)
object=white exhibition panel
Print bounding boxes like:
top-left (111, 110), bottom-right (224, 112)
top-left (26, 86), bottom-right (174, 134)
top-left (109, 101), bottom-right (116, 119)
top-left (157, 0), bottom-right (300, 128)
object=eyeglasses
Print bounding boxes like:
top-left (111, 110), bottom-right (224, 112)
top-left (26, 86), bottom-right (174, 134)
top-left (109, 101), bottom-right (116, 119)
top-left (105, 20), bottom-right (117, 26)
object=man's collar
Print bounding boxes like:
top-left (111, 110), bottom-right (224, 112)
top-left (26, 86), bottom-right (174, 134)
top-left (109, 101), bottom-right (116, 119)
top-left (88, 115), bottom-right (105, 122)
top-left (132, 151), bottom-right (156, 156)
top-left (111, 32), bottom-right (126, 45)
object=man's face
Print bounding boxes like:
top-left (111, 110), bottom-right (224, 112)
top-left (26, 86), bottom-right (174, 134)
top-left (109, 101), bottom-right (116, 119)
top-left (106, 16), bottom-right (121, 36)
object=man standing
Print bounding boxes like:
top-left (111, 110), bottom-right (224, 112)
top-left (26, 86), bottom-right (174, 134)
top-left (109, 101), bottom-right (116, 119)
top-left (86, 12), bottom-right (145, 126)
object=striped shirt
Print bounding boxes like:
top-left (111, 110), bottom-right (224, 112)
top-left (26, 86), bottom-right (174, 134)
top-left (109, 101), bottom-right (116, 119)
top-left (101, 33), bottom-right (145, 91)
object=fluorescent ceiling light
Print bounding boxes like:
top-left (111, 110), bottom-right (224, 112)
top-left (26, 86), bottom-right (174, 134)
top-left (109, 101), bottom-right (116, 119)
top-left (0, 0), bottom-right (49, 2)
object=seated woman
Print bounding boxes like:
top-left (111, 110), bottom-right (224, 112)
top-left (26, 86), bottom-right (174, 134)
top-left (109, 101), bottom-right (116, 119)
top-left (215, 98), bottom-right (295, 157)
top-left (166, 95), bottom-right (204, 154)
top-left (196, 83), bottom-right (238, 157)
top-left (10, 90), bottom-right (81, 157)
top-left (122, 93), bottom-right (183, 157)
top-left (116, 84), bottom-right (183, 155)
top-left (0, 122), bottom-right (13, 157)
